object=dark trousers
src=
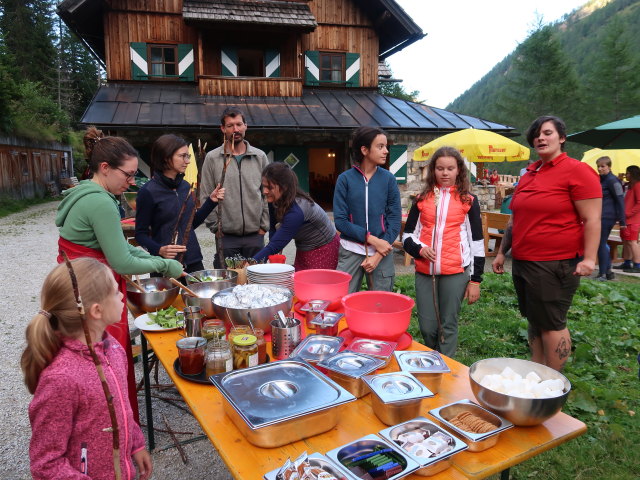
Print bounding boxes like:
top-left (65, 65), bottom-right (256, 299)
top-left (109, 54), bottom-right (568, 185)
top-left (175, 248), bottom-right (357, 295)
top-left (213, 233), bottom-right (264, 268)
top-left (597, 219), bottom-right (616, 275)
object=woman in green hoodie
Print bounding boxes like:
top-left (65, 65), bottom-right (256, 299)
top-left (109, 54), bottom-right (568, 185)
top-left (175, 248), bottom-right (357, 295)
top-left (56, 126), bottom-right (183, 419)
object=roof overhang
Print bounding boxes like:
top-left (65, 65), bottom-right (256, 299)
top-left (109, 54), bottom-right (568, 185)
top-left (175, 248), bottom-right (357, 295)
top-left (57, 0), bottom-right (107, 67)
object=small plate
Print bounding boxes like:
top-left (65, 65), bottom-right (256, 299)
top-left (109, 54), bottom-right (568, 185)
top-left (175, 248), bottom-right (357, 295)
top-left (134, 313), bottom-right (182, 332)
top-left (173, 358), bottom-right (211, 385)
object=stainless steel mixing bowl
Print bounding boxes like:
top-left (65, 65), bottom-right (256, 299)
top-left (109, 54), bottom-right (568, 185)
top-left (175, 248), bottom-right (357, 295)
top-left (469, 357), bottom-right (571, 426)
top-left (186, 269), bottom-right (238, 285)
top-left (126, 277), bottom-right (179, 313)
top-left (181, 280), bottom-right (235, 317)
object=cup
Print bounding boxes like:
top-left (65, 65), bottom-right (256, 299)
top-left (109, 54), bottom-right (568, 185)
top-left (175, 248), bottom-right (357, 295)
top-left (183, 306), bottom-right (203, 337)
top-left (270, 318), bottom-right (301, 360)
top-left (268, 254), bottom-right (286, 264)
top-left (176, 337), bottom-right (206, 375)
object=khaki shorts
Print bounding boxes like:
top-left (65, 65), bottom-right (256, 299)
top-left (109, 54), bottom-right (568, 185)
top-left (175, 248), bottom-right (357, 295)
top-left (512, 258), bottom-right (581, 333)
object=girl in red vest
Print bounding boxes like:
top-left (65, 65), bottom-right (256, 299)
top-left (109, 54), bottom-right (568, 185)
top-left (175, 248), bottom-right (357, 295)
top-left (403, 146), bottom-right (485, 357)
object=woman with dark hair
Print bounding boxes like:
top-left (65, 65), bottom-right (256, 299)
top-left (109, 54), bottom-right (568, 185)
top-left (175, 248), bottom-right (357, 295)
top-left (493, 115), bottom-right (601, 371)
top-left (615, 165), bottom-right (640, 272)
top-left (55, 127), bottom-right (184, 419)
top-left (253, 162), bottom-right (339, 270)
top-left (595, 156), bottom-right (626, 280)
top-left (489, 169), bottom-right (500, 185)
top-left (333, 126), bottom-right (402, 293)
top-left (403, 146), bottom-right (484, 357)
top-left (135, 134), bottom-right (224, 273)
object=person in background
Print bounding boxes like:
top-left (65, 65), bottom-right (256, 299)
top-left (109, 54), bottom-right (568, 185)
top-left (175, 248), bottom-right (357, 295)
top-left (200, 107), bottom-right (270, 267)
top-left (595, 156), bottom-right (626, 280)
top-left (614, 165), bottom-right (640, 272)
top-left (253, 162), bottom-right (339, 270)
top-left (403, 146), bottom-right (485, 357)
top-left (135, 134), bottom-right (224, 274)
top-left (333, 126), bottom-right (401, 293)
top-left (56, 127), bottom-right (183, 419)
top-left (492, 115), bottom-right (601, 371)
top-left (22, 258), bottom-right (152, 480)
top-left (489, 169), bottom-right (500, 185)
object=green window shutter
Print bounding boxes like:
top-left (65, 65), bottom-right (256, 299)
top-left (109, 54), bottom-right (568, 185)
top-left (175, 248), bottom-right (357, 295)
top-left (345, 53), bottom-right (360, 87)
top-left (389, 145), bottom-right (408, 184)
top-left (221, 47), bottom-right (238, 76)
top-left (304, 50), bottom-right (319, 86)
top-left (264, 49), bottom-right (280, 78)
top-left (130, 42), bottom-right (148, 80)
top-left (178, 44), bottom-right (194, 81)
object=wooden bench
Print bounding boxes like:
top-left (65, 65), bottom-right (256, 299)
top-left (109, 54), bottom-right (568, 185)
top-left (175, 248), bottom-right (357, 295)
top-left (481, 211), bottom-right (510, 257)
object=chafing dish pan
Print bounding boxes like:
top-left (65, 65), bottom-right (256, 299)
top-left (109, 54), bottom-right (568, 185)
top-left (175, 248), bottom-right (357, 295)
top-left (393, 351), bottom-right (450, 393)
top-left (289, 334), bottom-right (344, 364)
top-left (263, 452), bottom-right (347, 480)
top-left (346, 337), bottom-right (397, 368)
top-left (210, 360), bottom-right (356, 447)
top-left (318, 351), bottom-right (385, 398)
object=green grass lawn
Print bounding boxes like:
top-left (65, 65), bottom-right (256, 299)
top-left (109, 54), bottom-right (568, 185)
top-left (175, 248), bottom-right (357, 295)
top-left (394, 273), bottom-right (640, 480)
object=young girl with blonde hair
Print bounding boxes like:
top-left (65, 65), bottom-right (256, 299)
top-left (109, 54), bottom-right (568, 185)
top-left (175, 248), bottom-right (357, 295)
top-left (21, 258), bottom-right (151, 480)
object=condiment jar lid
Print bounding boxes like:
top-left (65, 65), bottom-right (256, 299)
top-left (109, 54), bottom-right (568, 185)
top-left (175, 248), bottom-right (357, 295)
top-left (233, 334), bottom-right (257, 346)
top-left (176, 337), bottom-right (207, 349)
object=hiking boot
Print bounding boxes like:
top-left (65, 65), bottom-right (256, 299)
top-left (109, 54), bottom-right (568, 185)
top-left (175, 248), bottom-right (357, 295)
top-left (622, 267), bottom-right (640, 273)
top-left (612, 263), bottom-right (628, 270)
top-left (595, 275), bottom-right (608, 281)
top-left (606, 271), bottom-right (615, 280)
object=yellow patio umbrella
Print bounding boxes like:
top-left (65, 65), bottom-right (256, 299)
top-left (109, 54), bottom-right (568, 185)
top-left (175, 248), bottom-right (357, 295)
top-left (581, 148), bottom-right (640, 176)
top-left (184, 143), bottom-right (198, 189)
top-left (413, 129), bottom-right (530, 162)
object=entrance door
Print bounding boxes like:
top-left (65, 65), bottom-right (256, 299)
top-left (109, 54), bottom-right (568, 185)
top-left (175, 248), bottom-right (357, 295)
top-left (308, 147), bottom-right (339, 210)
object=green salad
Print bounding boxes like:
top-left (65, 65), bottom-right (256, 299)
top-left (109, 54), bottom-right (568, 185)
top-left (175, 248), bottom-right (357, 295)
top-left (148, 306), bottom-right (182, 328)
top-left (200, 275), bottom-right (222, 282)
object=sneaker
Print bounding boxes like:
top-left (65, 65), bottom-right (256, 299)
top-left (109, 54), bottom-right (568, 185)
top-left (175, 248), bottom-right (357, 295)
top-left (606, 271), bottom-right (615, 280)
top-left (622, 267), bottom-right (640, 273)
top-left (595, 275), bottom-right (608, 281)
top-left (612, 263), bottom-right (630, 270)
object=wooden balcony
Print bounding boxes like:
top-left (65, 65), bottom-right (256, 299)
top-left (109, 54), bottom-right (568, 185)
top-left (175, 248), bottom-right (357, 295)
top-left (198, 76), bottom-right (303, 97)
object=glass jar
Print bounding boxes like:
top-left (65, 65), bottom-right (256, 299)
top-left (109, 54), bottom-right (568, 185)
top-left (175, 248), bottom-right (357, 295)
top-left (201, 319), bottom-right (226, 342)
top-left (205, 339), bottom-right (233, 376)
top-left (253, 328), bottom-right (267, 364)
top-left (176, 337), bottom-right (206, 375)
top-left (232, 334), bottom-right (258, 370)
top-left (228, 325), bottom-right (252, 346)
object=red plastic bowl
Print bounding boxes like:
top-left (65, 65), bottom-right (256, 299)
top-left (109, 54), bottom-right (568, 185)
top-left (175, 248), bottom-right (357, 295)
top-left (293, 269), bottom-right (351, 310)
top-left (342, 291), bottom-right (414, 341)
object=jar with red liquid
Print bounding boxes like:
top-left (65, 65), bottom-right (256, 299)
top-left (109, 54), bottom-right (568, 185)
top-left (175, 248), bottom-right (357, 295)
top-left (253, 328), bottom-right (267, 364)
top-left (176, 337), bottom-right (206, 375)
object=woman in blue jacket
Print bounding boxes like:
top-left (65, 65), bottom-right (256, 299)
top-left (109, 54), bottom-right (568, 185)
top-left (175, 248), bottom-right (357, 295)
top-left (596, 156), bottom-right (626, 280)
top-left (333, 126), bottom-right (401, 293)
top-left (135, 134), bottom-right (224, 273)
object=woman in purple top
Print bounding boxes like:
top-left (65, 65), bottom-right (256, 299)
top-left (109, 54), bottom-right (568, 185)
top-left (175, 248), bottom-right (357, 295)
top-left (255, 162), bottom-right (339, 270)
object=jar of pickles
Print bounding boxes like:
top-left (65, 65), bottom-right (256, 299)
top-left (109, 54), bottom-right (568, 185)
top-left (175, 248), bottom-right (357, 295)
top-left (232, 334), bottom-right (258, 370)
top-left (201, 319), bottom-right (226, 343)
top-left (205, 339), bottom-right (233, 376)
top-left (253, 328), bottom-right (267, 364)
top-left (228, 325), bottom-right (252, 345)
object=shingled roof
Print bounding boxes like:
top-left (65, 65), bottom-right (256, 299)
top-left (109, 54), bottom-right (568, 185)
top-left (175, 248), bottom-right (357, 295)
top-left (182, 0), bottom-right (318, 30)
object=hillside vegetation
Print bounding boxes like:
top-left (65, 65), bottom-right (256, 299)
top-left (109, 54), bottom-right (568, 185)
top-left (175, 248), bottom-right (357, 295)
top-left (447, 0), bottom-right (640, 174)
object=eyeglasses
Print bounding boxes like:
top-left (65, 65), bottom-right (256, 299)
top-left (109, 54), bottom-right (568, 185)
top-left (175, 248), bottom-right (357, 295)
top-left (114, 166), bottom-right (136, 182)
top-left (176, 153), bottom-right (191, 160)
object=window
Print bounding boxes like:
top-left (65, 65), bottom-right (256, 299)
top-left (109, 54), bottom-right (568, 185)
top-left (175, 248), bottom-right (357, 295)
top-left (148, 45), bottom-right (177, 77)
top-left (319, 52), bottom-right (344, 83)
top-left (237, 49), bottom-right (264, 77)
top-left (221, 47), bottom-right (280, 78)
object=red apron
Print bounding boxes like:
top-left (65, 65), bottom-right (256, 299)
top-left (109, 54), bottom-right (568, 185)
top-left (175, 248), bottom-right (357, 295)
top-left (57, 237), bottom-right (140, 422)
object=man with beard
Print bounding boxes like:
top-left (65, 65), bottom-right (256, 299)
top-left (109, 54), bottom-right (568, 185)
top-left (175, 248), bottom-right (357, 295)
top-left (200, 107), bottom-right (270, 267)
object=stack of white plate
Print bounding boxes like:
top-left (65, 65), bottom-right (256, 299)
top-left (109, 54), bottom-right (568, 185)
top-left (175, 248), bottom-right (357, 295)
top-left (246, 263), bottom-right (295, 291)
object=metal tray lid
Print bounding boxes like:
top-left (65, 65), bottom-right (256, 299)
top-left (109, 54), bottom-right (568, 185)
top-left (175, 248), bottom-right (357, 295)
top-left (210, 360), bottom-right (355, 429)
top-left (378, 416), bottom-right (468, 467)
top-left (289, 334), bottom-right (344, 363)
top-left (429, 399), bottom-right (513, 441)
top-left (263, 452), bottom-right (348, 480)
top-left (347, 337), bottom-right (397, 359)
top-left (394, 350), bottom-right (451, 373)
top-left (362, 371), bottom-right (434, 403)
top-left (326, 433), bottom-right (420, 480)
top-left (317, 351), bottom-right (386, 378)
top-left (300, 300), bottom-right (331, 312)
top-left (310, 311), bottom-right (344, 327)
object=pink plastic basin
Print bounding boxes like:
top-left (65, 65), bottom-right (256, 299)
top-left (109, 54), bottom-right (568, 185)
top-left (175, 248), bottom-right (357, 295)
top-left (342, 291), bottom-right (414, 341)
top-left (293, 269), bottom-right (351, 310)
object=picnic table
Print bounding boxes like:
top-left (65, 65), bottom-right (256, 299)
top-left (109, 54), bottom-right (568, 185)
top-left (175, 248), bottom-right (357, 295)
top-left (139, 310), bottom-right (586, 480)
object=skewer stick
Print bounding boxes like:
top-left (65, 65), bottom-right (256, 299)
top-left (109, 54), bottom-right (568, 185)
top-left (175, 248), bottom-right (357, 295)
top-left (124, 275), bottom-right (146, 293)
top-left (168, 278), bottom-right (199, 297)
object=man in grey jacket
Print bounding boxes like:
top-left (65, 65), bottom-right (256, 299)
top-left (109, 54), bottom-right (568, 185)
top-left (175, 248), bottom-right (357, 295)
top-left (200, 107), bottom-right (270, 267)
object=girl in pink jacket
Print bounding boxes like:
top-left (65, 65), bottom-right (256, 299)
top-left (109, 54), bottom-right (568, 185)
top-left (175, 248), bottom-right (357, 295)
top-left (21, 258), bottom-right (152, 480)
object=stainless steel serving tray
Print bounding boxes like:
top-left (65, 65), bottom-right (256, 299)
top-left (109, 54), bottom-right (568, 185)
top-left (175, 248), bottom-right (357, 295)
top-left (289, 334), bottom-right (344, 363)
top-left (362, 372), bottom-right (434, 404)
top-left (394, 350), bottom-right (451, 373)
top-left (347, 337), bottom-right (397, 365)
top-left (210, 359), bottom-right (355, 429)
top-left (378, 417), bottom-right (468, 474)
top-left (263, 452), bottom-right (348, 480)
top-left (318, 351), bottom-right (385, 379)
top-left (326, 433), bottom-right (420, 480)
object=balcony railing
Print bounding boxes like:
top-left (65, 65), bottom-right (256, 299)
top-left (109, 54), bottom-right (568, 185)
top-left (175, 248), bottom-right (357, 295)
top-left (199, 76), bottom-right (303, 97)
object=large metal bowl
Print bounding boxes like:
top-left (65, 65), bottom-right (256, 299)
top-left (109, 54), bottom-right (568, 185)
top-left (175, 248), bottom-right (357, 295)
top-left (212, 285), bottom-right (293, 333)
top-left (181, 280), bottom-right (235, 317)
top-left (126, 277), bottom-right (179, 313)
top-left (186, 269), bottom-right (238, 285)
top-left (469, 357), bottom-right (571, 426)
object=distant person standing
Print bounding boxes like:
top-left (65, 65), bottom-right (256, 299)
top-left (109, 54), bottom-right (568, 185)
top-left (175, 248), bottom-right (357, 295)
top-left (614, 165), bottom-right (640, 272)
top-left (489, 169), bottom-right (500, 185)
top-left (595, 156), bottom-right (625, 280)
top-left (200, 107), bottom-right (270, 267)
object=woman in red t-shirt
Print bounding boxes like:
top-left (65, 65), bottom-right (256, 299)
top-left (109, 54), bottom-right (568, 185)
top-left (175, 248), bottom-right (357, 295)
top-left (492, 115), bottom-right (601, 371)
top-left (616, 165), bottom-right (640, 272)
top-left (489, 169), bottom-right (500, 185)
